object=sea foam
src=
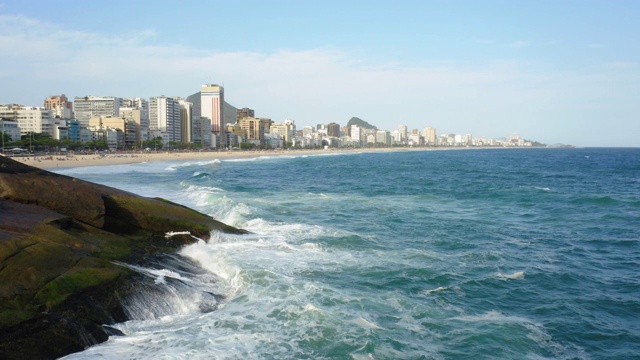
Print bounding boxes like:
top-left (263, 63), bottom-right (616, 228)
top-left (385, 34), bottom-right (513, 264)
top-left (495, 271), bottom-right (525, 280)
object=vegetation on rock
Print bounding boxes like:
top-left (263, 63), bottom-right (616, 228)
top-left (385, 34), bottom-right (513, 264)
top-left (0, 156), bottom-right (248, 359)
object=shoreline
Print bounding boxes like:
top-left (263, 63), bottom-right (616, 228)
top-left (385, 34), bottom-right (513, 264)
top-left (6, 148), bottom-right (382, 170)
top-left (6, 146), bottom-right (549, 170)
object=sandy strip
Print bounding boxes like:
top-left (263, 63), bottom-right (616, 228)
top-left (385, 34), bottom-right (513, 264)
top-left (8, 148), bottom-right (392, 170)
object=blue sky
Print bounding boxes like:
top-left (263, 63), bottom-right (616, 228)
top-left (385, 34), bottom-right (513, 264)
top-left (1, 0), bottom-right (638, 146)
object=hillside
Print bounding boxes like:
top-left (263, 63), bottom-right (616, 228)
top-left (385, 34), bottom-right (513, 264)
top-left (346, 117), bottom-right (377, 130)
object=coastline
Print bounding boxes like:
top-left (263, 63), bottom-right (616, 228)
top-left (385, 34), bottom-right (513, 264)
top-left (5, 149), bottom-right (335, 170)
top-left (4, 148), bottom-right (408, 170)
top-left (5, 146), bottom-right (547, 170)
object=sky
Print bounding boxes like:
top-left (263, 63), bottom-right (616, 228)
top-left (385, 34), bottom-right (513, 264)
top-left (1, 0), bottom-right (638, 147)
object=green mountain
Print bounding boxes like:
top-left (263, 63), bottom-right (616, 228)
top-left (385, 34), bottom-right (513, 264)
top-left (346, 117), bottom-right (377, 130)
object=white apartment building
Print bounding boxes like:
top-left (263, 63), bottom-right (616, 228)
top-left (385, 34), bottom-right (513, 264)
top-left (0, 104), bottom-right (55, 137)
top-left (74, 96), bottom-right (123, 127)
top-left (398, 124), bottom-right (408, 144)
top-left (149, 96), bottom-right (181, 145)
top-left (350, 125), bottom-right (362, 142)
top-left (376, 130), bottom-right (391, 145)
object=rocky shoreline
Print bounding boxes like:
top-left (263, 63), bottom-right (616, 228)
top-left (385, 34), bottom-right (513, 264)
top-left (0, 156), bottom-right (248, 359)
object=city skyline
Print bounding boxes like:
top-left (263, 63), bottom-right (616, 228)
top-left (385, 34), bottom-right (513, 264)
top-left (1, 0), bottom-right (638, 147)
top-left (1, 92), bottom-right (537, 150)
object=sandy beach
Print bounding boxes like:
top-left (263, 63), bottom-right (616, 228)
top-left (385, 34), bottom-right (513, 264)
top-left (7, 148), bottom-right (388, 170)
top-left (6, 146), bottom-right (518, 170)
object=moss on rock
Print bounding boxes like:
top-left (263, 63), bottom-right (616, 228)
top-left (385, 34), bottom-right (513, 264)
top-left (0, 155), bottom-right (249, 359)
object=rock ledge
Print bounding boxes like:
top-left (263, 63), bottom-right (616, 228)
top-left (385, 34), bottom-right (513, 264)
top-left (0, 156), bottom-right (247, 359)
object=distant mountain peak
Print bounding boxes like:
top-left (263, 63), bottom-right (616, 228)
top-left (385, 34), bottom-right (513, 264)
top-left (346, 117), bottom-right (377, 130)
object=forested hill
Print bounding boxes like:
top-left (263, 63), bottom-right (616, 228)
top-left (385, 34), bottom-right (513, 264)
top-left (346, 117), bottom-right (377, 130)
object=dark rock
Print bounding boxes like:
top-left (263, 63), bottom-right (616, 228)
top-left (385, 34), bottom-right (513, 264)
top-left (0, 156), bottom-right (249, 359)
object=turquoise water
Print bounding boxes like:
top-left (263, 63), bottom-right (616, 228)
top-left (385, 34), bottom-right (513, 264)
top-left (59, 148), bottom-right (640, 359)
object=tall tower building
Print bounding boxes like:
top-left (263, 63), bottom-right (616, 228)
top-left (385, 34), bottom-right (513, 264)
top-left (200, 84), bottom-right (224, 133)
top-left (423, 127), bottom-right (436, 145)
top-left (351, 125), bottom-right (361, 142)
top-left (398, 124), bottom-right (408, 144)
top-left (73, 96), bottom-right (122, 127)
top-left (149, 96), bottom-right (181, 144)
top-left (327, 122), bottom-right (341, 137)
top-left (177, 98), bottom-right (193, 143)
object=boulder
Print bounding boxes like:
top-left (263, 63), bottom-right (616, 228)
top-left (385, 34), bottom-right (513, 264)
top-left (0, 156), bottom-right (248, 359)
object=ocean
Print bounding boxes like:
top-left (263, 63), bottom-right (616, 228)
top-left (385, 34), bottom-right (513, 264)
top-left (57, 148), bottom-right (640, 359)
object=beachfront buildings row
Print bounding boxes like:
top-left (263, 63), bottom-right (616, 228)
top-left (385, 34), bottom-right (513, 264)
top-left (1, 85), bottom-right (533, 151)
top-left (2, 86), bottom-right (223, 150)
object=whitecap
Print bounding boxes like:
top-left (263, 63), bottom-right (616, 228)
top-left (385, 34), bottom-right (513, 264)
top-left (354, 317), bottom-right (384, 330)
top-left (165, 159), bottom-right (222, 171)
top-left (423, 286), bottom-right (447, 295)
top-left (303, 304), bottom-right (321, 312)
top-left (495, 271), bottom-right (525, 280)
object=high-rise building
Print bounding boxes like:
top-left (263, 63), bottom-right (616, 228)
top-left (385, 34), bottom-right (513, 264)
top-left (149, 96), bottom-right (181, 144)
top-left (200, 84), bottom-right (224, 133)
top-left (73, 96), bottom-right (122, 127)
top-left (122, 98), bottom-right (149, 142)
top-left (398, 124), bottom-right (408, 144)
top-left (177, 99), bottom-right (193, 144)
top-left (192, 117), bottom-right (212, 148)
top-left (350, 125), bottom-right (361, 142)
top-left (376, 130), bottom-right (391, 145)
top-left (260, 118), bottom-right (272, 134)
top-left (119, 108), bottom-right (144, 148)
top-left (44, 95), bottom-right (73, 119)
top-left (239, 117), bottom-right (265, 144)
top-left (327, 122), bottom-right (340, 137)
top-left (423, 127), bottom-right (436, 145)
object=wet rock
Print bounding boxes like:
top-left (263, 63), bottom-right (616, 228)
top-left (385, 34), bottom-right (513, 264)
top-left (0, 156), bottom-right (248, 359)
